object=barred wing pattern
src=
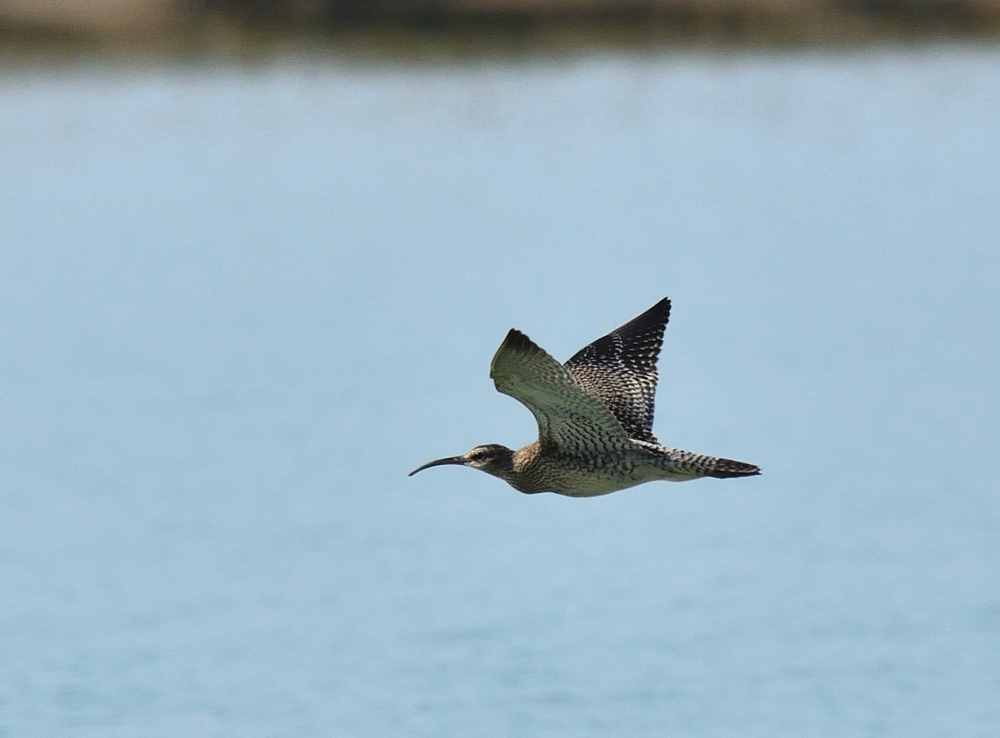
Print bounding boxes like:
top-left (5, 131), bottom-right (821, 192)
top-left (563, 297), bottom-right (671, 443)
top-left (490, 329), bottom-right (630, 453)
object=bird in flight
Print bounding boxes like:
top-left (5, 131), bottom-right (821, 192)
top-left (409, 298), bottom-right (760, 497)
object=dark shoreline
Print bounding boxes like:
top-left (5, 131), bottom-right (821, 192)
top-left (2, 1), bottom-right (1000, 58)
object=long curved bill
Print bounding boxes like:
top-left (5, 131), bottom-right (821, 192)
top-left (408, 455), bottom-right (467, 477)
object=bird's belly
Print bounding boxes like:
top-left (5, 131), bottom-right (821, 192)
top-left (530, 455), bottom-right (695, 497)
top-left (546, 467), bottom-right (661, 498)
top-left (556, 477), bottom-right (644, 497)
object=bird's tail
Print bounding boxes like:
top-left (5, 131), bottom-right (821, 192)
top-left (656, 446), bottom-right (761, 479)
top-left (704, 456), bottom-right (761, 478)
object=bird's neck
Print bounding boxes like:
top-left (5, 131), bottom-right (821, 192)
top-left (492, 442), bottom-right (544, 493)
top-left (512, 441), bottom-right (541, 472)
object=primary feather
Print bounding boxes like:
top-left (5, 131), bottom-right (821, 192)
top-left (564, 297), bottom-right (671, 443)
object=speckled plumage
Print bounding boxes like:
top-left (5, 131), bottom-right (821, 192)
top-left (564, 297), bottom-right (670, 444)
top-left (409, 298), bottom-right (760, 497)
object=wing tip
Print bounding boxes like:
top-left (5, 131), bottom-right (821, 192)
top-left (501, 328), bottom-right (545, 356)
top-left (615, 297), bottom-right (672, 336)
top-left (490, 328), bottom-right (537, 379)
top-left (650, 296), bottom-right (671, 323)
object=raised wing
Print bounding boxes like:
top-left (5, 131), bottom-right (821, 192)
top-left (490, 329), bottom-right (630, 453)
top-left (564, 297), bottom-right (671, 443)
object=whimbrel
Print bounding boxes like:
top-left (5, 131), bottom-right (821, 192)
top-left (409, 298), bottom-right (760, 497)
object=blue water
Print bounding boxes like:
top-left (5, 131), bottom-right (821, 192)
top-left (2, 45), bottom-right (998, 737)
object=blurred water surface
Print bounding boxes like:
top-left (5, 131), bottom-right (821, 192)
top-left (1, 45), bottom-right (998, 738)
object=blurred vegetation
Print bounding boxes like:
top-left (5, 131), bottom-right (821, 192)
top-left (2, 0), bottom-right (999, 52)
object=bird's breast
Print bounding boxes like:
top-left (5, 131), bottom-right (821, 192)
top-left (507, 448), bottom-right (653, 497)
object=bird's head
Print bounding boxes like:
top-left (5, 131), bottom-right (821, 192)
top-left (408, 443), bottom-right (514, 479)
